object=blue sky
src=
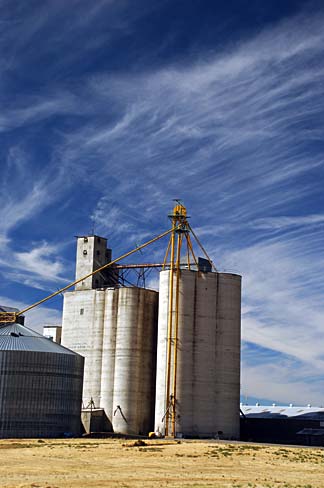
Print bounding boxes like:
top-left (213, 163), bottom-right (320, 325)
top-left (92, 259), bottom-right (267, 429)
top-left (1, 0), bottom-right (324, 406)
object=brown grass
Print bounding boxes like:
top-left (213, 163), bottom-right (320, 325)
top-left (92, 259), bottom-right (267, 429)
top-left (0, 438), bottom-right (323, 488)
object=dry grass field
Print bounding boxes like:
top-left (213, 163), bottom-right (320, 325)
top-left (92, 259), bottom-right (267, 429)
top-left (0, 438), bottom-right (323, 488)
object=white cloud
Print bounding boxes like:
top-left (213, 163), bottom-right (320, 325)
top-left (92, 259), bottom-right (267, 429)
top-left (55, 8), bottom-right (324, 235)
top-left (242, 359), bottom-right (324, 406)
top-left (14, 243), bottom-right (66, 282)
top-left (0, 147), bottom-right (71, 290)
top-left (251, 214), bottom-right (324, 230)
top-left (0, 240), bottom-right (70, 291)
top-left (218, 232), bottom-right (324, 403)
top-left (0, 94), bottom-right (80, 133)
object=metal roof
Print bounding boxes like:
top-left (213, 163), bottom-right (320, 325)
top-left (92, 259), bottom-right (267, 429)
top-left (0, 305), bottom-right (19, 313)
top-left (241, 405), bottom-right (324, 420)
top-left (0, 322), bottom-right (77, 355)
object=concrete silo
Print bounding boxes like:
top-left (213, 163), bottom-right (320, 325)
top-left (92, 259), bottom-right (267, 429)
top-left (154, 268), bottom-right (241, 439)
top-left (0, 322), bottom-right (84, 438)
top-left (62, 234), bottom-right (159, 435)
top-left (99, 288), bottom-right (119, 427)
top-left (61, 234), bottom-right (159, 435)
top-left (214, 272), bottom-right (241, 438)
top-left (62, 286), bottom-right (158, 435)
top-left (110, 287), bottom-right (158, 435)
top-left (62, 289), bottom-right (105, 408)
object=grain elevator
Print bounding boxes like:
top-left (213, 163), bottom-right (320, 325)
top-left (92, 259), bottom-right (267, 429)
top-left (61, 204), bottom-right (242, 438)
top-left (61, 236), bottom-right (158, 435)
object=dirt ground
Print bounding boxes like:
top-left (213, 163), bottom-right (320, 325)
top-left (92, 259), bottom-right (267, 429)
top-left (0, 438), bottom-right (323, 488)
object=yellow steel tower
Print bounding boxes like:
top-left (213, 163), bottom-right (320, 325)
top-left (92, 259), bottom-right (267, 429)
top-left (162, 201), bottom-right (216, 437)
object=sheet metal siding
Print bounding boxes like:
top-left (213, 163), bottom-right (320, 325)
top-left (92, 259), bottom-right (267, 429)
top-left (0, 350), bottom-right (84, 438)
top-left (240, 417), bottom-right (324, 445)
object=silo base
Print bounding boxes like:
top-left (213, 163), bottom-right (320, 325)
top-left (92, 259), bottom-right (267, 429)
top-left (81, 409), bottom-right (112, 434)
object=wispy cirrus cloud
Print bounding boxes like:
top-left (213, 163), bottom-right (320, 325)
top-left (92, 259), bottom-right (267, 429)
top-left (0, 2), bottom-right (323, 404)
top-left (0, 0), bottom-right (166, 78)
top-left (0, 93), bottom-right (81, 132)
top-left (251, 214), bottom-right (324, 230)
top-left (218, 230), bottom-right (324, 403)
top-left (0, 239), bottom-right (69, 290)
top-left (60, 9), bottom-right (324, 404)
top-left (0, 145), bottom-right (71, 290)
top-left (10, 243), bottom-right (66, 283)
top-left (57, 9), bottom-right (324, 230)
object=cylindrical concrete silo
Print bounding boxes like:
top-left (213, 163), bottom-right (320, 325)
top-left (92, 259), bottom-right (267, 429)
top-left (192, 272), bottom-right (218, 435)
top-left (168, 270), bottom-right (196, 435)
top-left (0, 322), bottom-right (84, 438)
top-left (100, 288), bottom-right (118, 427)
top-left (154, 269), bottom-right (241, 439)
top-left (61, 289), bottom-right (105, 408)
top-left (112, 287), bottom-right (158, 435)
top-left (154, 271), bottom-right (169, 435)
top-left (214, 273), bottom-right (241, 439)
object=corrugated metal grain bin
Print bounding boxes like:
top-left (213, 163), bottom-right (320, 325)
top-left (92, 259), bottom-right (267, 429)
top-left (0, 322), bottom-right (84, 438)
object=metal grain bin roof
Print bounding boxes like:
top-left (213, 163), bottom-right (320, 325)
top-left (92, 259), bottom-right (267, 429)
top-left (241, 405), bottom-right (324, 420)
top-left (0, 322), bottom-right (77, 354)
